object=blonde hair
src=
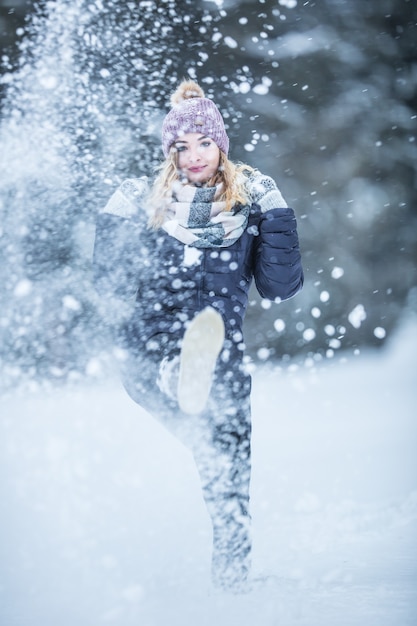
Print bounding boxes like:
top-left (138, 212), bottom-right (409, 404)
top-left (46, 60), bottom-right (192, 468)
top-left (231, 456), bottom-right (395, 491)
top-left (148, 150), bottom-right (255, 229)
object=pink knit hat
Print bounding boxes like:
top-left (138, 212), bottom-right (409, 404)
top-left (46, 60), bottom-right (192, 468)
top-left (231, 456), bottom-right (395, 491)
top-left (161, 80), bottom-right (229, 157)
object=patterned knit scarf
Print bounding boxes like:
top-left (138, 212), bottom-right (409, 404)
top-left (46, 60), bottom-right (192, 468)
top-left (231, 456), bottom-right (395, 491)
top-left (162, 182), bottom-right (250, 248)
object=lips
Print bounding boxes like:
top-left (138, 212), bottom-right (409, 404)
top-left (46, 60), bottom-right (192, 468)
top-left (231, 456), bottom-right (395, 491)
top-left (188, 166), bottom-right (205, 173)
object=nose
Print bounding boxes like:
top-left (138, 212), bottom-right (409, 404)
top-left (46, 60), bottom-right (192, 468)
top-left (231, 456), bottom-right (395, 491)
top-left (187, 147), bottom-right (201, 163)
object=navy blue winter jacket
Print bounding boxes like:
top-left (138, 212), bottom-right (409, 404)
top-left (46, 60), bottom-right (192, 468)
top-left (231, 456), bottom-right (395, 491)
top-left (93, 177), bottom-right (303, 345)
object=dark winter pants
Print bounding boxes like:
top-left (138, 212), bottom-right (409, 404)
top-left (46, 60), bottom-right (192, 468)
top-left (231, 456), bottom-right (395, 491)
top-left (117, 322), bottom-right (252, 588)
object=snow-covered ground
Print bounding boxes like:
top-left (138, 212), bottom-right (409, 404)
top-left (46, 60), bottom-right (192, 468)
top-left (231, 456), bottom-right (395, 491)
top-left (1, 316), bottom-right (416, 626)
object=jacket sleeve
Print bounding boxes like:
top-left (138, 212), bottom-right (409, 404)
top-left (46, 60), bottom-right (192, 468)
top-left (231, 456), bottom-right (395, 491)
top-left (92, 213), bottom-right (144, 300)
top-left (245, 171), bottom-right (303, 301)
top-left (253, 206), bottom-right (304, 301)
top-left (92, 178), bottom-right (148, 301)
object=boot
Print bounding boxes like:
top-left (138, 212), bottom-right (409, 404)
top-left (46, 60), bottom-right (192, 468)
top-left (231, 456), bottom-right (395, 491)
top-left (211, 517), bottom-right (252, 593)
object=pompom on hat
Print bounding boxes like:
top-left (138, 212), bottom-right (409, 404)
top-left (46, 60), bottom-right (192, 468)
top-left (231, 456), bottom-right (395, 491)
top-left (161, 80), bottom-right (229, 157)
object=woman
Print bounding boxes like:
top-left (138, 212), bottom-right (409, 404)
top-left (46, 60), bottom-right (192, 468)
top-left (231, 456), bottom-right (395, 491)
top-left (93, 80), bottom-right (303, 592)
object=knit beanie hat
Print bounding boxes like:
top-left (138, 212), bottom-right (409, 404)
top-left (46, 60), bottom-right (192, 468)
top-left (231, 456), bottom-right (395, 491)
top-left (161, 80), bottom-right (229, 157)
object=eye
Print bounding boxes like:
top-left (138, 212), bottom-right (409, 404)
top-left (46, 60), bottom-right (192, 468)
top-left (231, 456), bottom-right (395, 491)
top-left (200, 140), bottom-right (212, 148)
top-left (174, 144), bottom-right (187, 152)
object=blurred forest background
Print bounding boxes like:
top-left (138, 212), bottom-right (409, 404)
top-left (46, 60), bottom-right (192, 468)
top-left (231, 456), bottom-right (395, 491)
top-left (0, 0), bottom-right (416, 390)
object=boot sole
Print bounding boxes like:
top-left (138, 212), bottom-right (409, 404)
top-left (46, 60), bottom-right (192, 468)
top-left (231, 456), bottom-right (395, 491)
top-left (178, 307), bottom-right (225, 414)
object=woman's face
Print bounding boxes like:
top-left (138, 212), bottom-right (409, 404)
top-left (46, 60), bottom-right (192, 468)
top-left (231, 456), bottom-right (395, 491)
top-left (174, 133), bottom-right (221, 184)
